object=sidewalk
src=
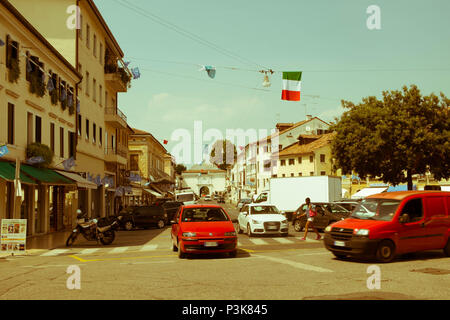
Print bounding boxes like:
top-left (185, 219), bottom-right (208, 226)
top-left (1, 230), bottom-right (73, 258)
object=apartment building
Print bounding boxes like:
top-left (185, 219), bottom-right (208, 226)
top-left (0, 0), bottom-right (86, 235)
top-left (11, 0), bottom-right (133, 218)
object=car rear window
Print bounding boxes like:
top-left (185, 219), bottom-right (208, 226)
top-left (181, 208), bottom-right (229, 222)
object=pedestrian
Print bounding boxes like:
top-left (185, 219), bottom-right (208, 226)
top-left (299, 197), bottom-right (321, 241)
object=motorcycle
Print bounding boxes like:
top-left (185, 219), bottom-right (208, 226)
top-left (66, 212), bottom-right (121, 247)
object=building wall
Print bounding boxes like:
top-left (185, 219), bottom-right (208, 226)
top-left (277, 145), bottom-right (333, 178)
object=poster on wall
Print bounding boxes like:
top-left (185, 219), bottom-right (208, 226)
top-left (1, 219), bottom-right (27, 255)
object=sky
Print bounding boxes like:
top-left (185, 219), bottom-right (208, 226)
top-left (95, 0), bottom-right (450, 164)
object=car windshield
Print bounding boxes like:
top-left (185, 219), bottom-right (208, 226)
top-left (322, 203), bottom-right (350, 214)
top-left (250, 206), bottom-right (279, 214)
top-left (181, 208), bottom-right (229, 222)
top-left (351, 199), bottom-right (400, 221)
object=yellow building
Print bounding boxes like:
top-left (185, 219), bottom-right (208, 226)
top-left (128, 129), bottom-right (175, 205)
top-left (277, 133), bottom-right (336, 178)
top-left (0, 0), bottom-right (85, 235)
top-left (11, 0), bottom-right (133, 218)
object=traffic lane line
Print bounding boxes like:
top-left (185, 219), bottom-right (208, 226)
top-left (253, 254), bottom-right (334, 273)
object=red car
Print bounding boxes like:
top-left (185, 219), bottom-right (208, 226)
top-left (171, 205), bottom-right (237, 258)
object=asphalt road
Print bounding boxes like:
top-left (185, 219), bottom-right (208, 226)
top-left (0, 201), bottom-right (449, 300)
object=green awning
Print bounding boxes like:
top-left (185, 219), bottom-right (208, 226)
top-left (0, 162), bottom-right (37, 185)
top-left (19, 164), bottom-right (75, 185)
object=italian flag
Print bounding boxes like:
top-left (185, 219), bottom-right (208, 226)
top-left (282, 72), bottom-right (302, 101)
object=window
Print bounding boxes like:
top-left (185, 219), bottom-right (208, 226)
top-left (99, 43), bottom-right (103, 65)
top-left (298, 172), bottom-right (302, 176)
top-left (35, 116), bottom-right (42, 143)
top-left (310, 172), bottom-right (314, 176)
top-left (27, 112), bottom-right (33, 145)
top-left (93, 123), bottom-right (97, 143)
top-left (93, 34), bottom-right (97, 57)
top-left (77, 114), bottom-right (82, 136)
top-left (99, 85), bottom-right (103, 106)
top-left (50, 123), bottom-right (55, 152)
top-left (282, 174), bottom-right (286, 177)
top-left (86, 119), bottom-right (89, 139)
top-left (85, 72), bottom-right (90, 96)
top-left (280, 159), bottom-right (286, 166)
top-left (77, 64), bottom-right (82, 91)
top-left (321, 171), bottom-right (326, 176)
top-left (289, 159), bottom-right (295, 165)
top-left (79, 15), bottom-right (83, 39)
top-left (310, 155), bottom-right (314, 163)
top-left (298, 157), bottom-right (302, 164)
top-left (320, 154), bottom-right (326, 163)
top-left (7, 103), bottom-right (14, 144)
top-left (6, 36), bottom-right (19, 70)
top-left (130, 154), bottom-right (139, 171)
top-left (105, 91), bottom-right (108, 108)
top-left (86, 24), bottom-right (90, 48)
top-left (291, 173), bottom-right (294, 177)
top-left (60, 127), bottom-right (64, 158)
top-left (93, 78), bottom-right (96, 101)
top-left (69, 132), bottom-right (75, 158)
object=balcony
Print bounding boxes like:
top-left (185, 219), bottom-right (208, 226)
top-left (105, 107), bottom-right (128, 129)
top-left (104, 65), bottom-right (131, 93)
top-left (104, 146), bottom-right (128, 166)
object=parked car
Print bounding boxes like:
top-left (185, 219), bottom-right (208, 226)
top-left (237, 198), bottom-right (252, 210)
top-left (171, 205), bottom-right (237, 258)
top-left (204, 195), bottom-right (212, 201)
top-left (333, 200), bottom-right (360, 212)
top-left (237, 204), bottom-right (289, 237)
top-left (292, 202), bottom-right (351, 232)
top-left (119, 206), bottom-right (168, 231)
top-left (324, 191), bottom-right (450, 262)
top-left (218, 196), bottom-right (225, 203)
top-left (161, 201), bottom-right (184, 222)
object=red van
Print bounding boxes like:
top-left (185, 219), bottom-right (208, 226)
top-left (323, 191), bottom-right (450, 262)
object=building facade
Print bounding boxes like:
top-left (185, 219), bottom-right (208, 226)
top-left (182, 162), bottom-right (226, 197)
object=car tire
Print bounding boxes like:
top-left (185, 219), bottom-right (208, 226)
top-left (236, 223), bottom-right (243, 234)
top-left (281, 232), bottom-right (288, 237)
top-left (376, 240), bottom-right (396, 263)
top-left (157, 219), bottom-right (165, 229)
top-left (444, 239), bottom-right (450, 257)
top-left (124, 220), bottom-right (134, 231)
top-left (293, 219), bottom-right (303, 232)
top-left (247, 224), bottom-right (253, 237)
top-left (178, 240), bottom-right (186, 259)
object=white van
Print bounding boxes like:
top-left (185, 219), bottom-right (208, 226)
top-left (175, 190), bottom-right (197, 205)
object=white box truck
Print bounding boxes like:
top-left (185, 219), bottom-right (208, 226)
top-left (252, 176), bottom-right (342, 220)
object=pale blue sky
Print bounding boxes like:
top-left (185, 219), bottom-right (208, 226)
top-left (95, 0), bottom-right (450, 161)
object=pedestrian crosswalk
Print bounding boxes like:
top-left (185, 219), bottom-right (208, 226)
top-left (36, 236), bottom-right (323, 257)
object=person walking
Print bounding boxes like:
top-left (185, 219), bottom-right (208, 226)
top-left (299, 198), bottom-right (321, 241)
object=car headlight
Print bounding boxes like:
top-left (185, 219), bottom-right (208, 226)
top-left (325, 226), bottom-right (332, 233)
top-left (281, 219), bottom-right (287, 224)
top-left (224, 231), bottom-right (236, 236)
top-left (354, 229), bottom-right (369, 236)
top-left (252, 219), bottom-right (262, 224)
top-left (182, 232), bottom-right (197, 237)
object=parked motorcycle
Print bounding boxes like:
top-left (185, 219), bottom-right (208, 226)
top-left (66, 211), bottom-right (121, 247)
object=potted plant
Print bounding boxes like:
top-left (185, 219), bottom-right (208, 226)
top-left (8, 57), bottom-right (20, 83)
top-left (26, 143), bottom-right (54, 168)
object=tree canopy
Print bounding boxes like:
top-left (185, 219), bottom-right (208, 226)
top-left (331, 84), bottom-right (450, 189)
top-left (209, 139), bottom-right (237, 170)
top-left (174, 164), bottom-right (187, 175)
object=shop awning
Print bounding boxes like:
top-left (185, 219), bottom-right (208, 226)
top-left (144, 188), bottom-right (163, 198)
top-left (19, 164), bottom-right (75, 186)
top-left (0, 162), bottom-right (37, 185)
top-left (351, 187), bottom-right (388, 199)
top-left (55, 170), bottom-right (98, 190)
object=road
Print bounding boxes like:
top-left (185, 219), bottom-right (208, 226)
top-left (0, 201), bottom-right (449, 301)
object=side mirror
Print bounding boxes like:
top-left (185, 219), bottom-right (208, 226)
top-left (399, 213), bottom-right (409, 224)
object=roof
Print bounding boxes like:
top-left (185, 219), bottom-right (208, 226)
top-left (130, 128), bottom-right (167, 152)
top-left (279, 133), bottom-right (336, 156)
top-left (1, 0), bottom-right (81, 79)
top-left (366, 191), bottom-right (450, 201)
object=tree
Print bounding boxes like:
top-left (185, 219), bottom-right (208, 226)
top-left (331, 85), bottom-right (450, 190)
top-left (209, 139), bottom-right (237, 170)
top-left (175, 164), bottom-right (187, 175)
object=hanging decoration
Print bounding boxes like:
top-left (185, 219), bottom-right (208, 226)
top-left (0, 38), bottom-right (5, 47)
top-left (0, 145), bottom-right (9, 157)
top-left (62, 157), bottom-right (76, 171)
top-left (281, 71), bottom-right (302, 101)
top-left (260, 69), bottom-right (274, 88)
top-left (200, 65), bottom-right (216, 79)
top-left (131, 67), bottom-right (141, 79)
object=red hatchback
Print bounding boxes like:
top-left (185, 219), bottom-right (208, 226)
top-left (171, 205), bottom-right (238, 258)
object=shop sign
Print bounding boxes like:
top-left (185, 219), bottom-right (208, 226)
top-left (1, 219), bottom-right (27, 255)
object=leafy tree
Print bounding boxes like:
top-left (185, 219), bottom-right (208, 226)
top-left (331, 85), bottom-right (450, 190)
top-left (26, 143), bottom-right (54, 168)
top-left (174, 164), bottom-right (187, 175)
top-left (210, 139), bottom-right (237, 170)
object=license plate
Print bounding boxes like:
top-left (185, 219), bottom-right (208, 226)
top-left (204, 242), bottom-right (218, 247)
top-left (267, 226), bottom-right (278, 230)
top-left (334, 241), bottom-right (346, 247)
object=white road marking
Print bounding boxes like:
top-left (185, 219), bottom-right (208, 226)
top-left (119, 260), bottom-right (175, 265)
top-left (272, 238), bottom-right (294, 244)
top-left (249, 238), bottom-right (269, 245)
top-left (108, 247), bottom-right (129, 254)
top-left (294, 237), bottom-right (315, 242)
top-left (79, 248), bottom-right (100, 255)
top-left (297, 252), bottom-right (329, 257)
top-left (255, 255), bottom-right (333, 273)
top-left (140, 244), bottom-right (158, 251)
top-left (40, 249), bottom-right (69, 257)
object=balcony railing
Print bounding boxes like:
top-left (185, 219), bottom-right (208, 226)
top-left (105, 146), bottom-right (128, 159)
top-left (105, 107), bottom-right (127, 123)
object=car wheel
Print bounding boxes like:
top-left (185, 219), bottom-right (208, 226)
top-left (178, 240), bottom-right (186, 259)
top-left (444, 239), bottom-right (450, 257)
top-left (294, 219), bottom-right (303, 232)
top-left (157, 219), bottom-right (165, 229)
top-left (124, 220), bottom-right (134, 231)
top-left (281, 232), bottom-right (288, 237)
top-left (376, 240), bottom-right (396, 263)
top-left (247, 224), bottom-right (253, 237)
top-left (237, 223), bottom-right (243, 234)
